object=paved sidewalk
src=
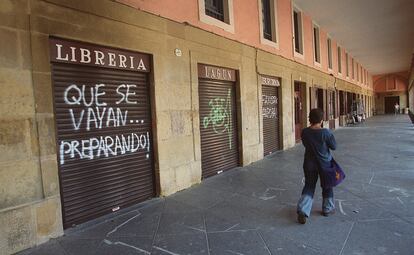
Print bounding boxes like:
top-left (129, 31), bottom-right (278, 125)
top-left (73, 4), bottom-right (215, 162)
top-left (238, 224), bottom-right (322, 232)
top-left (19, 115), bottom-right (414, 255)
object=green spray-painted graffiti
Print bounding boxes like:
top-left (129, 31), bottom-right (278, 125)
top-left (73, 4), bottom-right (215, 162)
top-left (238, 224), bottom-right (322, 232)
top-left (203, 89), bottom-right (233, 149)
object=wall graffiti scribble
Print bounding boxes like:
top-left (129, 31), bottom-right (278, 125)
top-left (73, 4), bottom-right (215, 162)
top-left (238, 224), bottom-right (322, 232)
top-left (203, 89), bottom-right (233, 149)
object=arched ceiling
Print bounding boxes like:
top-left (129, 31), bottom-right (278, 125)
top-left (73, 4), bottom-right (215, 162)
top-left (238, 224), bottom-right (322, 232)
top-left (294, 0), bottom-right (414, 75)
top-left (373, 74), bottom-right (408, 92)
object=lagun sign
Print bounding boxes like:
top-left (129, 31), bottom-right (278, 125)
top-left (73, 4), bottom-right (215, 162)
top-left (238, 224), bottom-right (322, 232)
top-left (198, 64), bottom-right (236, 149)
top-left (49, 37), bottom-right (152, 165)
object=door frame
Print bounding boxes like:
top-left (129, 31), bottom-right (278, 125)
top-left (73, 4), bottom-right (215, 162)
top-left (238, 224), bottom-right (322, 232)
top-left (294, 81), bottom-right (307, 143)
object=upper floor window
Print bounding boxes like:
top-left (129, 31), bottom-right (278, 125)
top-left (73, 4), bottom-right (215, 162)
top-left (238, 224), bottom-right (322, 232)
top-left (313, 24), bottom-right (320, 63)
top-left (327, 38), bottom-right (332, 69)
top-left (337, 46), bottom-right (342, 73)
top-left (356, 63), bottom-right (359, 82)
top-left (205, 0), bottom-right (225, 22)
top-left (199, 0), bottom-right (234, 33)
top-left (363, 68), bottom-right (365, 84)
top-left (364, 70), bottom-right (367, 85)
top-left (262, 0), bottom-right (272, 40)
top-left (261, 0), bottom-right (277, 42)
top-left (293, 8), bottom-right (303, 55)
top-left (259, 0), bottom-right (278, 46)
top-left (352, 58), bottom-right (355, 79)
top-left (345, 53), bottom-right (349, 77)
top-left (361, 66), bottom-right (363, 83)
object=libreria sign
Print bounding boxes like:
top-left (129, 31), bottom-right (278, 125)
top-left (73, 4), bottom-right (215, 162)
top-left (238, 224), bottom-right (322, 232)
top-left (49, 37), bottom-right (150, 72)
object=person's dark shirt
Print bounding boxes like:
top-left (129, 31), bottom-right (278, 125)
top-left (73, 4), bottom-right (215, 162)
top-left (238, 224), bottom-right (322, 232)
top-left (301, 127), bottom-right (336, 168)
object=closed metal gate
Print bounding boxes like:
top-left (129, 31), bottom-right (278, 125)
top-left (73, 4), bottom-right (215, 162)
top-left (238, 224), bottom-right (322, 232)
top-left (198, 64), bottom-right (239, 179)
top-left (261, 75), bottom-right (281, 156)
top-left (50, 38), bottom-right (155, 228)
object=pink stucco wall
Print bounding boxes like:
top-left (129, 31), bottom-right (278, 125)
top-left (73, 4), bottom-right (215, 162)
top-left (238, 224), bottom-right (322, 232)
top-left (277, 0), bottom-right (294, 58)
top-left (117, 0), bottom-right (372, 89)
top-left (304, 14), bottom-right (314, 67)
top-left (319, 30), bottom-right (327, 71)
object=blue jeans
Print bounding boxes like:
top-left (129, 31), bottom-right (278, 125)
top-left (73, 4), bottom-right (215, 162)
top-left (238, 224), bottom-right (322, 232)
top-left (297, 160), bottom-right (334, 217)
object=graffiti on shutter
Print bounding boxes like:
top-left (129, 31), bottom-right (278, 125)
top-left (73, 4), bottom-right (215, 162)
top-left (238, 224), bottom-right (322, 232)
top-left (58, 83), bottom-right (151, 165)
top-left (203, 88), bottom-right (233, 149)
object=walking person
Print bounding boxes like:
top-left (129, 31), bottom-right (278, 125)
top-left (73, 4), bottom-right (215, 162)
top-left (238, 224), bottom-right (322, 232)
top-left (394, 102), bottom-right (400, 115)
top-left (297, 108), bottom-right (337, 224)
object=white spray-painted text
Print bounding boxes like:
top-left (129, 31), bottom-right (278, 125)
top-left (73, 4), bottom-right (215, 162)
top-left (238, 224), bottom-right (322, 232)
top-left (60, 132), bottom-right (150, 165)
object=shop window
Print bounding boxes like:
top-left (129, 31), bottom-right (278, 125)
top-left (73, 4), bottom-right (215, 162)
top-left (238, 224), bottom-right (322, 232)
top-left (293, 8), bottom-right (304, 55)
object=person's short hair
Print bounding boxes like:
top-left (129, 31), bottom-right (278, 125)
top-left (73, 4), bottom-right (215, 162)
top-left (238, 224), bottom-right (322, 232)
top-left (309, 108), bottom-right (324, 124)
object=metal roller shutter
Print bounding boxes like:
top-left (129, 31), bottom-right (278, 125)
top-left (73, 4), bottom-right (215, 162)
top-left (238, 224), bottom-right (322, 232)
top-left (198, 78), bottom-right (239, 179)
top-left (52, 63), bottom-right (155, 228)
top-left (262, 85), bottom-right (280, 155)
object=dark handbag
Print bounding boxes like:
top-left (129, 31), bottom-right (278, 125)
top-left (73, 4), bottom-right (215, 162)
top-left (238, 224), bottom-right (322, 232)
top-left (318, 158), bottom-right (345, 188)
top-left (308, 143), bottom-right (345, 188)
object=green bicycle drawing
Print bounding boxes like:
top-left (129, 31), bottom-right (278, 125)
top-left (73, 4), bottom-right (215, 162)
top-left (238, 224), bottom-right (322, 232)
top-left (203, 89), bottom-right (233, 149)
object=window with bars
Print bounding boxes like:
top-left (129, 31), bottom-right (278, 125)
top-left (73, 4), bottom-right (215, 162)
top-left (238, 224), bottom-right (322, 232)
top-left (205, 0), bottom-right (225, 22)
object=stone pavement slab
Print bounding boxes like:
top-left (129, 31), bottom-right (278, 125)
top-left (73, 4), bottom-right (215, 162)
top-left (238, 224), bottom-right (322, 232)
top-left (19, 115), bottom-right (414, 255)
